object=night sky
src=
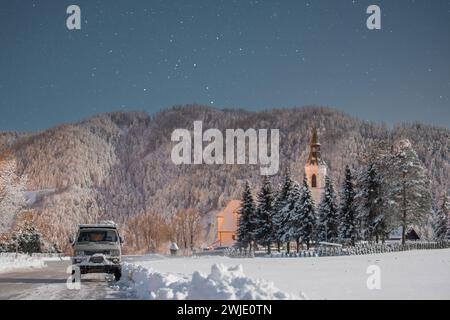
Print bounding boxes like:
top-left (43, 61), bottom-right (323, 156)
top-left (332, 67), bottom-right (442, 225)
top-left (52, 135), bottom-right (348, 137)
top-left (0, 0), bottom-right (449, 132)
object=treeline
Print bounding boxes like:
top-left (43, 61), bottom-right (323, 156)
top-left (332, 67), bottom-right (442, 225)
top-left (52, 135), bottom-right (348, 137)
top-left (237, 139), bottom-right (447, 253)
top-left (122, 208), bottom-right (203, 254)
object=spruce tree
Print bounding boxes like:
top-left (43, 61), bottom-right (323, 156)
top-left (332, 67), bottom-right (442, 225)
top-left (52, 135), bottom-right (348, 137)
top-left (11, 220), bottom-right (42, 254)
top-left (434, 194), bottom-right (449, 241)
top-left (338, 166), bottom-right (358, 245)
top-left (355, 163), bottom-right (386, 242)
top-left (317, 176), bottom-right (338, 243)
top-left (387, 139), bottom-right (432, 244)
top-left (279, 181), bottom-right (302, 253)
top-left (253, 176), bottom-right (275, 254)
top-left (298, 175), bottom-right (316, 250)
top-left (236, 181), bottom-right (256, 253)
top-left (272, 169), bottom-right (294, 251)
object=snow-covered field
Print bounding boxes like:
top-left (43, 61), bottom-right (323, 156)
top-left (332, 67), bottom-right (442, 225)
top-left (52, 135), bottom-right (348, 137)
top-left (0, 253), bottom-right (68, 274)
top-left (126, 249), bottom-right (450, 300)
top-left (0, 254), bottom-right (47, 273)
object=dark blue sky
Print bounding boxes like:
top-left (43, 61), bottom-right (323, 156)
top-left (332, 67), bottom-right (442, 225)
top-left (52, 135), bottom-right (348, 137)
top-left (0, 0), bottom-right (449, 131)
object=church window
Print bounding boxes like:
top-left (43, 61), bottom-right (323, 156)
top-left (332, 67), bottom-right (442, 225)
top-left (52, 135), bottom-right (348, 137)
top-left (311, 174), bottom-right (317, 188)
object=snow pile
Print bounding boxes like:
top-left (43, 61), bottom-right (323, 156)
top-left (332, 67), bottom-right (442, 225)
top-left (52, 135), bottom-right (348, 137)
top-left (0, 253), bottom-right (47, 273)
top-left (118, 262), bottom-right (298, 300)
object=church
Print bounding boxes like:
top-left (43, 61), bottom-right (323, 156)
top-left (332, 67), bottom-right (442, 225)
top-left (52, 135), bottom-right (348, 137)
top-left (304, 128), bottom-right (328, 204)
top-left (214, 128), bottom-right (328, 247)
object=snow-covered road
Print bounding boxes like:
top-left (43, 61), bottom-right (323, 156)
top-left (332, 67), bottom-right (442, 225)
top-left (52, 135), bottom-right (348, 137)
top-left (0, 260), bottom-right (126, 300)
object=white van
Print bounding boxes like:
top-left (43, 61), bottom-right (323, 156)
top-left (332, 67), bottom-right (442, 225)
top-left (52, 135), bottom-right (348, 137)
top-left (71, 222), bottom-right (123, 280)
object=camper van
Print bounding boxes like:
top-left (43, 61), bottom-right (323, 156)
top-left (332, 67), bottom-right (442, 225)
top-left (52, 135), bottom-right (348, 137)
top-left (71, 222), bottom-right (123, 280)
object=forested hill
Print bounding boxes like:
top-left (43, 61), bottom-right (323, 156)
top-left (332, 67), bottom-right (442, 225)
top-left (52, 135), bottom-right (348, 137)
top-left (1, 105), bottom-right (449, 250)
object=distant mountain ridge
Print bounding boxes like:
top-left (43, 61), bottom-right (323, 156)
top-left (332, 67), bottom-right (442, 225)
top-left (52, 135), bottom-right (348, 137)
top-left (1, 105), bottom-right (449, 250)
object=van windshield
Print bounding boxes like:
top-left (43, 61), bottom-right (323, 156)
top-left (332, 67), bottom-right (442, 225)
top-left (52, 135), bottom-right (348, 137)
top-left (77, 230), bottom-right (118, 243)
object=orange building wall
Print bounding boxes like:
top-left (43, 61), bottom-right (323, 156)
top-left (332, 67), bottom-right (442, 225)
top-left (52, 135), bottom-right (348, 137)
top-left (216, 200), bottom-right (241, 247)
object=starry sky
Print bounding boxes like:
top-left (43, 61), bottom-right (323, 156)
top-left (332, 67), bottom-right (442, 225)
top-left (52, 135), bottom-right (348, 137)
top-left (0, 0), bottom-right (449, 132)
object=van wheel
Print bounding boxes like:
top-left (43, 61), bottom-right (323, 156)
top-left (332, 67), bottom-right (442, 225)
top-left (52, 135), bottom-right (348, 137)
top-left (114, 269), bottom-right (121, 281)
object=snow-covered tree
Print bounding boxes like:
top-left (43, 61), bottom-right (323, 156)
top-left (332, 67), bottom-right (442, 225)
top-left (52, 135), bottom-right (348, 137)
top-left (387, 139), bottom-right (432, 244)
top-left (0, 155), bottom-right (27, 234)
top-left (236, 181), bottom-right (256, 252)
top-left (298, 175), bottom-right (316, 250)
top-left (278, 182), bottom-right (302, 253)
top-left (272, 169), bottom-right (293, 251)
top-left (355, 163), bottom-right (387, 242)
top-left (338, 166), bottom-right (358, 245)
top-left (253, 176), bottom-right (275, 254)
top-left (12, 225), bottom-right (42, 254)
top-left (433, 194), bottom-right (449, 241)
top-left (1, 212), bottom-right (43, 254)
top-left (317, 176), bottom-right (338, 243)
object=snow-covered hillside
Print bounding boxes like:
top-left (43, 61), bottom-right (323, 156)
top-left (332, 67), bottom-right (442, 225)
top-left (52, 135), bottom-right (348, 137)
top-left (1, 106), bottom-right (449, 253)
top-left (127, 249), bottom-right (450, 299)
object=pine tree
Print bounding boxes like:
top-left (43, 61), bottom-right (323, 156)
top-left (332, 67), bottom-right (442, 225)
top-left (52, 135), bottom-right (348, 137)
top-left (278, 182), bottom-right (302, 253)
top-left (317, 176), bottom-right (339, 243)
top-left (9, 214), bottom-right (43, 254)
top-left (387, 139), bottom-right (432, 244)
top-left (14, 225), bottom-right (42, 254)
top-left (338, 166), bottom-right (358, 245)
top-left (298, 175), bottom-right (316, 250)
top-left (434, 194), bottom-right (449, 241)
top-left (272, 169), bottom-right (294, 251)
top-left (253, 176), bottom-right (275, 254)
top-left (236, 181), bottom-right (256, 252)
top-left (355, 163), bottom-right (386, 242)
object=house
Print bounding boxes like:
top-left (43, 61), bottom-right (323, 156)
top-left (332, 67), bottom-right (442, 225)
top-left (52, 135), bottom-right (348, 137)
top-left (388, 227), bottom-right (421, 241)
top-left (215, 200), bottom-right (241, 247)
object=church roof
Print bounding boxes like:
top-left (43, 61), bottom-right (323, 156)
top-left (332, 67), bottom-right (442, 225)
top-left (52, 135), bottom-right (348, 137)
top-left (310, 127), bottom-right (320, 146)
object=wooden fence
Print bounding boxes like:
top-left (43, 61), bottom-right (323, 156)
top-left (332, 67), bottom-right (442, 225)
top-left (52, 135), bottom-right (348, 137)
top-left (225, 241), bottom-right (450, 258)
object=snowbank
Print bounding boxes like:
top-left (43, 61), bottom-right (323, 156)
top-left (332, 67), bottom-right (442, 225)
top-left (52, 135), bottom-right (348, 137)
top-left (0, 253), bottom-right (47, 273)
top-left (117, 262), bottom-right (298, 300)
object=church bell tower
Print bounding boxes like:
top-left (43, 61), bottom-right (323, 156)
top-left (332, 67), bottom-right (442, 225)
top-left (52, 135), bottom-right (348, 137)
top-left (304, 128), bottom-right (327, 205)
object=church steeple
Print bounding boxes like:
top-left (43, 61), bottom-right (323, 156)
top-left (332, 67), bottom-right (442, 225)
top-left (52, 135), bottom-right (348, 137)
top-left (304, 127), bottom-right (328, 205)
top-left (307, 127), bottom-right (323, 165)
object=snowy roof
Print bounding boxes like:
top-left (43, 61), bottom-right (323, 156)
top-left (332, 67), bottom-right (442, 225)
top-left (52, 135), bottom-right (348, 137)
top-left (388, 226), bottom-right (421, 240)
top-left (78, 221), bottom-right (117, 230)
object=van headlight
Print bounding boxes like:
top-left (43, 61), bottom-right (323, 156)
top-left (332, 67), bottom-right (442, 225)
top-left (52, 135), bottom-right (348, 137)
top-left (111, 258), bottom-right (120, 264)
top-left (110, 250), bottom-right (120, 256)
top-left (73, 257), bottom-right (84, 264)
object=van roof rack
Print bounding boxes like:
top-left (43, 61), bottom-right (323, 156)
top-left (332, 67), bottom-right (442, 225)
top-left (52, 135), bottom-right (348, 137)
top-left (78, 222), bottom-right (117, 229)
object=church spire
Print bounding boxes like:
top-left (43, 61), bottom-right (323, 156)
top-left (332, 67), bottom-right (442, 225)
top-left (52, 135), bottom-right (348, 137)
top-left (310, 127), bottom-right (318, 145)
top-left (307, 127), bottom-right (323, 165)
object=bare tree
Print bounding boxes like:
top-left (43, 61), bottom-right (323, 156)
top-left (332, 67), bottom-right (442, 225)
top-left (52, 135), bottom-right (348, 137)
top-left (172, 208), bottom-right (202, 253)
top-left (123, 211), bottom-right (172, 253)
top-left (0, 153), bottom-right (27, 234)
